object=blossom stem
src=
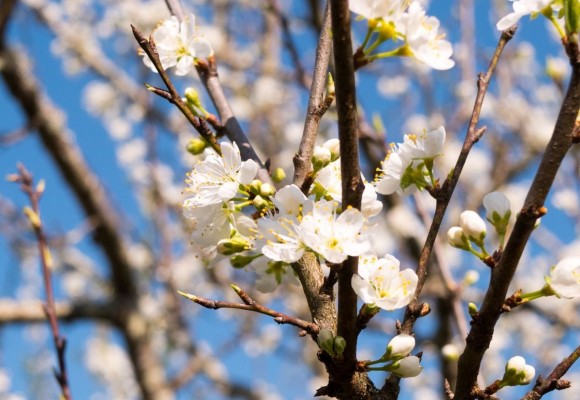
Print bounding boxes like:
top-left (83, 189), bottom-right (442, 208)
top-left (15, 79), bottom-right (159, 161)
top-left (519, 287), bottom-right (550, 302)
top-left (498, 232), bottom-right (506, 251)
top-left (367, 46), bottom-right (407, 61)
top-left (549, 15), bottom-right (567, 40)
top-left (367, 365), bottom-right (391, 372)
top-left (467, 247), bottom-right (487, 260)
top-left (234, 200), bottom-right (253, 211)
top-left (360, 26), bottom-right (374, 51)
top-left (365, 358), bottom-right (388, 367)
top-left (363, 36), bottom-right (384, 56)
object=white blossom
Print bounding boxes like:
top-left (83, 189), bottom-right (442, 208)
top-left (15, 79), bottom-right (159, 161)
top-left (399, 3), bottom-right (455, 70)
top-left (142, 13), bottom-right (213, 76)
top-left (399, 126), bottom-right (446, 161)
top-left (361, 182), bottom-right (383, 218)
top-left (258, 215), bottom-right (306, 263)
top-left (375, 151), bottom-right (413, 195)
top-left (496, 0), bottom-right (553, 31)
top-left (301, 201), bottom-right (371, 263)
top-left (313, 160), bottom-right (342, 201)
top-left (183, 141), bottom-right (258, 209)
top-left (351, 254), bottom-right (418, 310)
top-left (375, 126), bottom-right (447, 195)
top-left (546, 256), bottom-right (580, 299)
top-left (349, 0), bottom-right (407, 22)
top-left (257, 185), bottom-right (310, 263)
top-left (313, 161), bottom-right (382, 218)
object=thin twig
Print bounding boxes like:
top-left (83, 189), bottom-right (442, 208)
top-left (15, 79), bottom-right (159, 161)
top-left (265, 0), bottom-right (310, 89)
top-left (382, 26), bottom-right (517, 400)
top-left (293, 1), bottom-right (333, 190)
top-left (412, 192), bottom-right (468, 339)
top-left (8, 165), bottom-right (72, 400)
top-left (521, 345), bottom-right (580, 400)
top-left (178, 287), bottom-right (319, 335)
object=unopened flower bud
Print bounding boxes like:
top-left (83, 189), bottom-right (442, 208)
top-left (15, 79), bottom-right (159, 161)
top-left (252, 195), bottom-right (268, 210)
top-left (483, 191), bottom-right (511, 234)
top-left (447, 227), bottom-right (469, 250)
top-left (271, 167), bottom-right (286, 183)
top-left (385, 334), bottom-right (415, 360)
top-left (185, 87), bottom-right (202, 107)
top-left (502, 356), bottom-right (535, 386)
top-left (230, 254), bottom-right (258, 269)
top-left (323, 138), bottom-right (340, 161)
top-left (312, 146), bottom-right (332, 171)
top-left (464, 270), bottom-right (480, 286)
top-left (459, 210), bottom-right (486, 246)
top-left (216, 237), bottom-right (251, 255)
top-left (468, 302), bottom-right (478, 317)
top-left (441, 344), bottom-right (460, 361)
top-left (260, 183), bottom-right (276, 197)
top-left (248, 179), bottom-right (262, 194)
top-left (546, 256), bottom-right (580, 299)
top-left (36, 179), bottom-right (46, 194)
top-left (392, 356), bottom-right (422, 378)
top-left (186, 138), bottom-right (208, 155)
top-left (546, 57), bottom-right (568, 82)
top-left (521, 365), bottom-right (536, 385)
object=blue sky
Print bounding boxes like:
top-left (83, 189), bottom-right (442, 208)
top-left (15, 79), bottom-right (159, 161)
top-left (0, 1), bottom-right (578, 399)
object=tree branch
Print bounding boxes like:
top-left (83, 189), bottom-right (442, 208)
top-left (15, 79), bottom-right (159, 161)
top-left (329, 0), bottom-right (366, 396)
top-left (0, 45), bottom-right (137, 300)
top-left (293, 1), bottom-right (333, 190)
top-left (0, 299), bottom-right (120, 324)
top-left (521, 345), bottom-right (580, 400)
top-left (179, 287), bottom-right (319, 335)
top-left (9, 165), bottom-right (72, 400)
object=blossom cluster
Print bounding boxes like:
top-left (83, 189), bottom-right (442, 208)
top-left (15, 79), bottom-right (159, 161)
top-left (448, 192), bottom-right (580, 301)
top-left (364, 334), bottom-right (423, 377)
top-left (500, 356), bottom-right (535, 387)
top-left (181, 138), bottom-right (427, 311)
top-left (350, 0), bottom-right (455, 70)
top-left (375, 126), bottom-right (446, 195)
top-left (447, 191), bottom-right (512, 259)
